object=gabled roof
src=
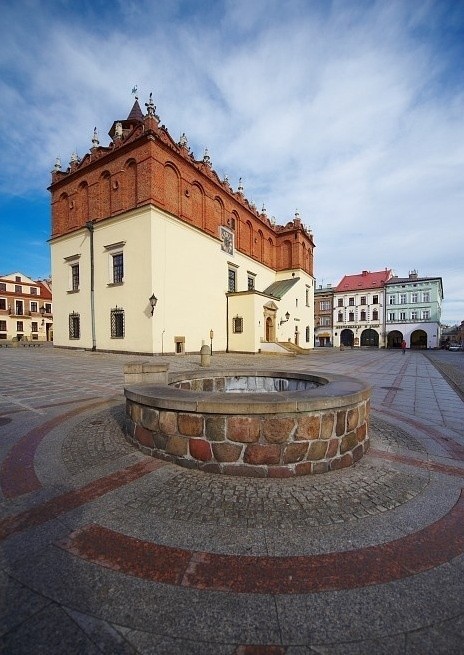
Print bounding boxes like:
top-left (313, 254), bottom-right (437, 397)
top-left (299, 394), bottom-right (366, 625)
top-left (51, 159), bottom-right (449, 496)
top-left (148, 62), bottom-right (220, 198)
top-left (263, 277), bottom-right (299, 299)
top-left (335, 270), bottom-right (392, 292)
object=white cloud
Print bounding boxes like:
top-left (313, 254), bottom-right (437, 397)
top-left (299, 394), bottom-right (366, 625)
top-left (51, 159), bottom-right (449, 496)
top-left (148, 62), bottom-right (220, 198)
top-left (0, 0), bottom-right (462, 321)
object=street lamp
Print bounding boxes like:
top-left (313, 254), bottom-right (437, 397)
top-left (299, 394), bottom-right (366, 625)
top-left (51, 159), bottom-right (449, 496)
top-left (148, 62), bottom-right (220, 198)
top-left (209, 329), bottom-right (214, 355)
top-left (149, 294), bottom-right (158, 316)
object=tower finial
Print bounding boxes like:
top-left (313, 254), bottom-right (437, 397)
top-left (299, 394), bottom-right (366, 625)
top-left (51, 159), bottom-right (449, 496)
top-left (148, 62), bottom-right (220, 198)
top-left (131, 84), bottom-right (138, 100)
top-left (238, 177), bottom-right (244, 193)
top-left (91, 127), bottom-right (99, 148)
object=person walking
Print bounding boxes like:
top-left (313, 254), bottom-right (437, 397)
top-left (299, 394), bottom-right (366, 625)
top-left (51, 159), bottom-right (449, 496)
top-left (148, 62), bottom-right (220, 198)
top-left (401, 339), bottom-right (407, 354)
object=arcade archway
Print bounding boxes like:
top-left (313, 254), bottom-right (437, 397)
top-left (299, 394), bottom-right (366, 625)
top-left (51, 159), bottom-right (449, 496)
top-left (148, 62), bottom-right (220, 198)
top-left (340, 329), bottom-right (354, 347)
top-left (411, 329), bottom-right (427, 349)
top-left (361, 329), bottom-right (379, 347)
top-left (387, 330), bottom-right (403, 349)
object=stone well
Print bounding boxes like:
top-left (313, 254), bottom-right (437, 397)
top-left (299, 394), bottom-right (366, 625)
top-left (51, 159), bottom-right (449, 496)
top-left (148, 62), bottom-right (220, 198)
top-left (124, 369), bottom-right (371, 478)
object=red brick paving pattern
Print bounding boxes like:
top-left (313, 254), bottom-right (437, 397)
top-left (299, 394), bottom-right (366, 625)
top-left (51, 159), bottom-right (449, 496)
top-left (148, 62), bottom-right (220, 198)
top-left (58, 489), bottom-right (464, 595)
top-left (0, 458), bottom-right (164, 541)
top-left (0, 398), bottom-right (119, 499)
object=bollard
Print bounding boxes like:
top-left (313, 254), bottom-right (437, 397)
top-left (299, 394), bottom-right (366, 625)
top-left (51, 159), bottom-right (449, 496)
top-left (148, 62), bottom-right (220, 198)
top-left (200, 344), bottom-right (211, 367)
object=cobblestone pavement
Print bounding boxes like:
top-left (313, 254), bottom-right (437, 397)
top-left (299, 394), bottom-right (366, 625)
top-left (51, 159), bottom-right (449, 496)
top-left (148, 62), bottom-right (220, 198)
top-left (1, 347), bottom-right (464, 653)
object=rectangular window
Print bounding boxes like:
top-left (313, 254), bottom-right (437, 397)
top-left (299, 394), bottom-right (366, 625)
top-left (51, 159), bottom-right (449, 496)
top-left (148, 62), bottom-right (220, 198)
top-left (0, 299), bottom-right (5, 310)
top-left (360, 310), bottom-right (367, 321)
top-left (247, 275), bottom-right (255, 290)
top-left (112, 253), bottom-right (124, 283)
top-left (399, 312), bottom-right (406, 321)
top-left (423, 292), bottom-right (430, 302)
top-left (44, 303), bottom-right (52, 313)
top-left (30, 301), bottom-right (38, 313)
top-left (389, 296), bottom-right (396, 305)
top-left (400, 294), bottom-right (407, 304)
top-left (0, 320), bottom-right (6, 331)
top-left (0, 283), bottom-right (6, 291)
top-left (422, 310), bottom-right (430, 320)
top-left (348, 311), bottom-right (355, 322)
top-left (228, 268), bottom-right (237, 292)
top-left (337, 311), bottom-right (343, 322)
top-left (15, 301), bottom-right (23, 315)
top-left (411, 310), bottom-right (418, 320)
top-left (338, 298), bottom-right (343, 307)
top-left (388, 312), bottom-right (395, 321)
top-left (320, 300), bottom-right (330, 311)
top-left (30, 287), bottom-right (37, 295)
top-left (15, 285), bottom-right (22, 294)
top-left (348, 297), bottom-right (354, 306)
top-left (111, 308), bottom-right (125, 338)
top-left (373, 295), bottom-right (379, 304)
top-left (360, 296), bottom-right (366, 305)
top-left (31, 322), bottom-right (38, 332)
top-left (305, 326), bottom-right (310, 342)
top-left (71, 264), bottom-right (80, 291)
top-left (412, 292), bottom-right (418, 303)
top-left (69, 313), bottom-right (80, 339)
top-left (232, 316), bottom-right (243, 333)
top-left (321, 316), bottom-right (331, 326)
top-left (305, 287), bottom-right (310, 306)
top-left (15, 276), bottom-right (21, 283)
top-left (17, 321), bottom-right (24, 331)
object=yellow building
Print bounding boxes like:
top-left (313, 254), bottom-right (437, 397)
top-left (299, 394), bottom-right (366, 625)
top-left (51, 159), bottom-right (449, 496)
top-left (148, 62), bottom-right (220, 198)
top-left (49, 95), bottom-right (315, 355)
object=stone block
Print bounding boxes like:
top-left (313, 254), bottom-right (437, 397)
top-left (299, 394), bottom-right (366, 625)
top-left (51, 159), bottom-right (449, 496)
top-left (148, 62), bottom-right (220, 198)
top-left (212, 442), bottom-right (243, 462)
top-left (262, 417), bottom-right (295, 444)
top-left (329, 452), bottom-right (353, 470)
top-left (283, 442), bottom-right (308, 464)
top-left (203, 378), bottom-right (214, 391)
top-left (347, 407), bottom-right (359, 431)
top-left (312, 461), bottom-right (329, 474)
top-left (227, 416), bottom-right (260, 443)
top-left (159, 411), bottom-right (178, 435)
top-left (353, 443), bottom-right (364, 462)
top-left (205, 416), bottom-right (226, 441)
top-left (153, 432), bottom-right (168, 450)
top-left (296, 415), bottom-right (320, 440)
top-left (326, 437), bottom-right (339, 458)
top-left (135, 425), bottom-right (154, 448)
top-left (244, 443), bottom-right (281, 465)
top-left (221, 464), bottom-right (267, 478)
top-left (335, 410), bottom-right (347, 437)
top-left (166, 435), bottom-right (188, 456)
top-left (356, 422), bottom-right (367, 442)
top-left (340, 431), bottom-right (358, 454)
top-left (268, 466), bottom-right (295, 478)
top-left (307, 440), bottom-right (328, 461)
top-left (178, 413), bottom-right (204, 437)
top-left (141, 406), bottom-right (159, 431)
top-left (295, 461), bottom-right (313, 476)
top-left (320, 412), bottom-right (334, 438)
top-left (189, 438), bottom-right (212, 461)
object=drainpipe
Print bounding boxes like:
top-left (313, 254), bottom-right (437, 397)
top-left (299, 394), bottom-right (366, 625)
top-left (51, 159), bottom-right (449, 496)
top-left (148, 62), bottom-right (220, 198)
top-left (85, 221), bottom-right (96, 351)
top-left (226, 293), bottom-right (229, 353)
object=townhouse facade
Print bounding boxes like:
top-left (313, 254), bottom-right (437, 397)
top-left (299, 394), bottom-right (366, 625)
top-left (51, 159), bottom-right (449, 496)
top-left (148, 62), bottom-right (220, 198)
top-left (385, 271), bottom-right (443, 349)
top-left (332, 269), bottom-right (392, 348)
top-left (0, 273), bottom-right (53, 342)
top-left (314, 284), bottom-right (333, 347)
top-left (49, 94), bottom-right (315, 355)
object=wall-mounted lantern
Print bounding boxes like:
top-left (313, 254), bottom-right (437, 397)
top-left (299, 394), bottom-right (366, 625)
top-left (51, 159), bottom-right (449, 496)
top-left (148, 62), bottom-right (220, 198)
top-left (209, 329), bottom-right (214, 355)
top-left (149, 294), bottom-right (158, 316)
top-left (280, 312), bottom-right (290, 325)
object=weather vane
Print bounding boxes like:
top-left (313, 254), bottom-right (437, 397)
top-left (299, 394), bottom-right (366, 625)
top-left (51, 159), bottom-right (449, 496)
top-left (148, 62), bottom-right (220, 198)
top-left (131, 85), bottom-right (138, 99)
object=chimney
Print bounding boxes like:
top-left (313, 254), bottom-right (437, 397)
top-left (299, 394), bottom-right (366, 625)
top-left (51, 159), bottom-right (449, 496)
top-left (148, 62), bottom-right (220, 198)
top-left (409, 270), bottom-right (418, 280)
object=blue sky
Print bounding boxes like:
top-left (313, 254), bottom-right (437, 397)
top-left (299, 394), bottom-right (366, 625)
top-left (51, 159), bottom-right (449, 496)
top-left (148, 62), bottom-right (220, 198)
top-left (0, 0), bottom-right (463, 323)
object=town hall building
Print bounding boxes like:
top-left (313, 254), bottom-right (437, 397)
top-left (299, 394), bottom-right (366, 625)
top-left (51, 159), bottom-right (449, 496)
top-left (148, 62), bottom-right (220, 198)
top-left (49, 94), bottom-right (316, 355)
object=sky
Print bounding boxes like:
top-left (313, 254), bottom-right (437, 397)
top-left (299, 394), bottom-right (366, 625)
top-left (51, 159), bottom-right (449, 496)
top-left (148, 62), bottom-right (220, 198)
top-left (0, 0), bottom-right (463, 324)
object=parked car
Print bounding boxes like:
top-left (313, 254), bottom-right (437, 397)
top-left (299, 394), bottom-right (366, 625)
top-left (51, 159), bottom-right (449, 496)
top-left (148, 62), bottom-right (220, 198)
top-left (448, 343), bottom-right (463, 351)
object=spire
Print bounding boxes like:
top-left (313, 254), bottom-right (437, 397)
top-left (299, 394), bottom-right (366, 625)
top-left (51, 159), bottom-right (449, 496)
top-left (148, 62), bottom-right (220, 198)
top-left (91, 127), bottom-right (99, 148)
top-left (127, 98), bottom-right (144, 122)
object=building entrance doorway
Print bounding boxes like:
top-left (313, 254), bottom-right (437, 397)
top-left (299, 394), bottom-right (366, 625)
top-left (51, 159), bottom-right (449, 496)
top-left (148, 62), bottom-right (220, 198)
top-left (388, 330), bottom-right (403, 349)
top-left (361, 329), bottom-right (379, 347)
top-left (340, 329), bottom-right (354, 347)
top-left (411, 329), bottom-right (427, 349)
